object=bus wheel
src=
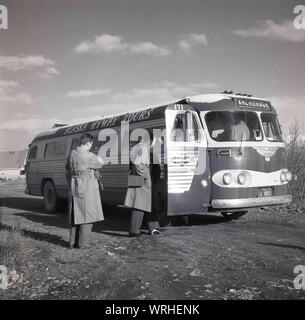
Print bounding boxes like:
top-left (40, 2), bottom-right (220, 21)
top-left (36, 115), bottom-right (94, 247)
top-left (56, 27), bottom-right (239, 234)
top-left (221, 211), bottom-right (248, 220)
top-left (43, 181), bottom-right (58, 212)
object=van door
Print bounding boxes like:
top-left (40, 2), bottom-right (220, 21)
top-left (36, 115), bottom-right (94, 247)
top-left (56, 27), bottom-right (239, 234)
top-left (165, 105), bottom-right (211, 215)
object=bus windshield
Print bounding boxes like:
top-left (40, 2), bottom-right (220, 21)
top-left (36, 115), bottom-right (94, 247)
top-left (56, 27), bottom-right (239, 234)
top-left (260, 113), bottom-right (283, 142)
top-left (205, 111), bottom-right (263, 142)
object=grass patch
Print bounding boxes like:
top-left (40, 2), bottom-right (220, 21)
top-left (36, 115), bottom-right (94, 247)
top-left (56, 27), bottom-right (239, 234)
top-left (0, 226), bottom-right (36, 287)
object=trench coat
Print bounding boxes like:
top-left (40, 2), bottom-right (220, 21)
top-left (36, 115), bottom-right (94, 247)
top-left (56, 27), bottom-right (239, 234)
top-left (124, 142), bottom-right (152, 213)
top-left (67, 147), bottom-right (104, 225)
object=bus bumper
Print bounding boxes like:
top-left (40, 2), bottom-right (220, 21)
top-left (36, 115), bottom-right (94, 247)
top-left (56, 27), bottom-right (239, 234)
top-left (211, 194), bottom-right (292, 209)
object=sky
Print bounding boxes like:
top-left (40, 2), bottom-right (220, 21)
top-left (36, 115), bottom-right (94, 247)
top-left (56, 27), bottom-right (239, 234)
top-left (0, 0), bottom-right (304, 151)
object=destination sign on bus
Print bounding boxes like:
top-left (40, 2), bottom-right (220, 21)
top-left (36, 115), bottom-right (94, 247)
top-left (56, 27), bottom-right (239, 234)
top-left (235, 98), bottom-right (271, 111)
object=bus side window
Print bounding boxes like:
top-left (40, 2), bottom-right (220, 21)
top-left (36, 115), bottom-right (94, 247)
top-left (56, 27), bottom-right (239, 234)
top-left (44, 141), bottom-right (67, 158)
top-left (44, 142), bottom-right (56, 158)
top-left (28, 146), bottom-right (38, 160)
top-left (171, 113), bottom-right (187, 142)
top-left (55, 141), bottom-right (67, 156)
top-left (171, 112), bottom-right (203, 142)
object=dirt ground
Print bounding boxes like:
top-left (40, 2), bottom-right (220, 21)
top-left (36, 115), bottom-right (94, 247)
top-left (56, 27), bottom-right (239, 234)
top-left (0, 181), bottom-right (305, 300)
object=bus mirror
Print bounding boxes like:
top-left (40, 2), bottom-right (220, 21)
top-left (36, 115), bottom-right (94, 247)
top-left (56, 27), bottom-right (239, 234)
top-left (212, 129), bottom-right (224, 138)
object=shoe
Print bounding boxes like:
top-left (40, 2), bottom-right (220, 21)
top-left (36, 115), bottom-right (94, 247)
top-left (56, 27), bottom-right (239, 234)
top-left (149, 229), bottom-right (161, 235)
top-left (77, 244), bottom-right (91, 249)
top-left (129, 232), bottom-right (142, 237)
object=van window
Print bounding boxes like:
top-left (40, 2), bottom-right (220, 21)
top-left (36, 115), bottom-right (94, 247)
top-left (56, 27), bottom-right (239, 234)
top-left (44, 141), bottom-right (67, 158)
top-left (29, 146), bottom-right (38, 159)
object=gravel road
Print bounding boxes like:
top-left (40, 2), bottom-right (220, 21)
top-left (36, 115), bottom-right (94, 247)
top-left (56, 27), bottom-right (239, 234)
top-left (1, 181), bottom-right (305, 300)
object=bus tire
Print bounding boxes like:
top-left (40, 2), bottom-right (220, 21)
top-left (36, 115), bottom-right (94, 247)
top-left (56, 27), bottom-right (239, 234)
top-left (43, 181), bottom-right (58, 213)
top-left (221, 211), bottom-right (248, 220)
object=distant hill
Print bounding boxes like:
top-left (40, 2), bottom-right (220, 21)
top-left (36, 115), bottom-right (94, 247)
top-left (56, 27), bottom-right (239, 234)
top-left (0, 150), bottom-right (27, 170)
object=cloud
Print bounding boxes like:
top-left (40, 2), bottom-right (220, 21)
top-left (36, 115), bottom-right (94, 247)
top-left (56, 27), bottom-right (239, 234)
top-left (179, 33), bottom-right (208, 51)
top-left (232, 20), bottom-right (305, 43)
top-left (0, 92), bottom-right (33, 105)
top-left (0, 80), bottom-right (19, 89)
top-left (189, 82), bottom-right (219, 89)
top-left (0, 80), bottom-right (19, 95)
top-left (0, 55), bottom-right (53, 71)
top-left (0, 55), bottom-right (59, 79)
top-left (66, 88), bottom-right (111, 98)
top-left (72, 80), bottom-right (219, 119)
top-left (0, 80), bottom-right (33, 105)
top-left (112, 80), bottom-right (218, 106)
top-left (0, 118), bottom-right (63, 132)
top-left (37, 67), bottom-right (59, 79)
top-left (128, 42), bottom-right (171, 57)
top-left (74, 34), bottom-right (171, 57)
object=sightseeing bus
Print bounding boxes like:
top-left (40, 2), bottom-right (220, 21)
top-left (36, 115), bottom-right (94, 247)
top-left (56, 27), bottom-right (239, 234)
top-left (25, 103), bottom-right (210, 218)
top-left (177, 92), bottom-right (292, 218)
top-left (25, 93), bottom-right (292, 220)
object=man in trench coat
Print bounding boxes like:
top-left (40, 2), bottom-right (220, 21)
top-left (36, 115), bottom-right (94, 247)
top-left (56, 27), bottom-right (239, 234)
top-left (124, 139), bottom-right (160, 236)
top-left (66, 133), bottom-right (104, 248)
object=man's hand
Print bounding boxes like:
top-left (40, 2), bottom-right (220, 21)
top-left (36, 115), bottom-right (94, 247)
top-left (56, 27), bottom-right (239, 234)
top-left (94, 169), bottom-right (103, 190)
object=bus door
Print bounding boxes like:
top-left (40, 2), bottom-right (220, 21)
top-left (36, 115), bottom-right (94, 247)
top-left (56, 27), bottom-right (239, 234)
top-left (26, 145), bottom-right (39, 189)
top-left (165, 105), bottom-right (211, 215)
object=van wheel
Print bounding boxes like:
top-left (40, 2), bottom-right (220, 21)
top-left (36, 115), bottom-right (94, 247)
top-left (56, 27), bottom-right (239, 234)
top-left (43, 181), bottom-right (58, 212)
top-left (221, 211), bottom-right (248, 220)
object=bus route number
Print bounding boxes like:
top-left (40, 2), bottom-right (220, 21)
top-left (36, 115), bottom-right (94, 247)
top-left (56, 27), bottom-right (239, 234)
top-left (174, 104), bottom-right (184, 110)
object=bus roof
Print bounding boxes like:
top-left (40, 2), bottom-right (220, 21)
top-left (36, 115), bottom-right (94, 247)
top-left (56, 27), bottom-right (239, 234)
top-left (182, 93), bottom-right (271, 104)
top-left (180, 93), bottom-right (276, 113)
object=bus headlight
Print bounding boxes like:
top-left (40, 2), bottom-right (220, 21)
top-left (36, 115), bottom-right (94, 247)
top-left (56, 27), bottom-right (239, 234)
top-left (286, 171), bottom-right (292, 181)
top-left (280, 170), bottom-right (287, 183)
top-left (237, 172), bottom-right (247, 185)
top-left (201, 179), bottom-right (208, 188)
top-left (223, 173), bottom-right (233, 185)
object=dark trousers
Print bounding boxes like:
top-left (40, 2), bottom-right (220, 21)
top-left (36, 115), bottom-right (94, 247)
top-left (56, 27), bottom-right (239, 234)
top-left (69, 204), bottom-right (93, 248)
top-left (130, 209), bottom-right (160, 234)
top-left (69, 223), bottom-right (93, 248)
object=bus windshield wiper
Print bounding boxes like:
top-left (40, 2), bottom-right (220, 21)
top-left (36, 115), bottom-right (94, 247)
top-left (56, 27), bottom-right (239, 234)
top-left (237, 132), bottom-right (245, 156)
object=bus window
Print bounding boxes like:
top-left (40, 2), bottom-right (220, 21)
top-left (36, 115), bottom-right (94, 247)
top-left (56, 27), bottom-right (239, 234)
top-left (205, 111), bottom-right (262, 142)
top-left (45, 142), bottom-right (56, 157)
top-left (188, 112), bottom-right (202, 142)
top-left (171, 112), bottom-right (202, 142)
top-left (56, 141), bottom-right (67, 156)
top-left (261, 113), bottom-right (283, 142)
top-left (28, 146), bottom-right (38, 160)
top-left (171, 113), bottom-right (187, 142)
top-left (44, 141), bottom-right (67, 158)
